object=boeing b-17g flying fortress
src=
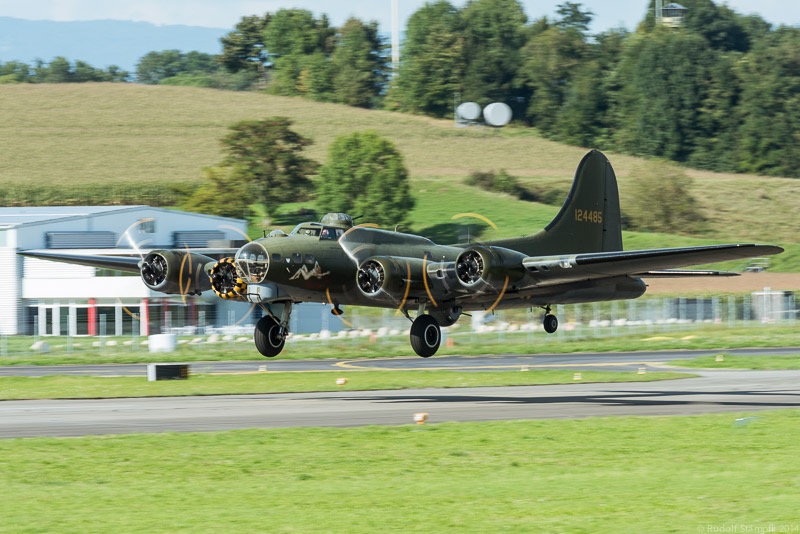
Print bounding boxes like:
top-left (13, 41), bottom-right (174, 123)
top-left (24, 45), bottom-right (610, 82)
top-left (22, 151), bottom-right (783, 359)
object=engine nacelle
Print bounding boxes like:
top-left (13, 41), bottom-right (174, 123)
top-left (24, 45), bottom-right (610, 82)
top-left (140, 250), bottom-right (215, 295)
top-left (357, 256), bottom-right (427, 301)
top-left (209, 257), bottom-right (248, 301)
top-left (455, 245), bottom-right (526, 291)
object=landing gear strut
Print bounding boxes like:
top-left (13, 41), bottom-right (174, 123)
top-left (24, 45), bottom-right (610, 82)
top-left (410, 314), bottom-right (441, 358)
top-left (254, 303), bottom-right (292, 357)
top-left (542, 305), bottom-right (558, 334)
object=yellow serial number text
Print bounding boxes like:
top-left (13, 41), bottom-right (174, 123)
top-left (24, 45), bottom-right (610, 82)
top-left (575, 209), bottom-right (603, 224)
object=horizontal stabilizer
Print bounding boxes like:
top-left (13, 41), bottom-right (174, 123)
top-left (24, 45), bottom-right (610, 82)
top-left (637, 270), bottom-right (739, 278)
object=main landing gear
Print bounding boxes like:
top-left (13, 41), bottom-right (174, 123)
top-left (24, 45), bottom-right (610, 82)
top-left (254, 303), bottom-right (292, 358)
top-left (410, 314), bottom-right (441, 358)
top-left (542, 305), bottom-right (559, 334)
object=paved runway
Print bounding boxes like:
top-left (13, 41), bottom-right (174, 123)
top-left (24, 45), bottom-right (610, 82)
top-left (2, 369), bottom-right (799, 439)
top-left (2, 347), bottom-right (798, 377)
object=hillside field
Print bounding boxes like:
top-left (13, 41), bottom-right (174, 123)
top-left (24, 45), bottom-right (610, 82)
top-left (1, 83), bottom-right (798, 273)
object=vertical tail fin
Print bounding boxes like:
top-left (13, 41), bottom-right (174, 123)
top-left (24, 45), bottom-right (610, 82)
top-left (490, 150), bottom-right (623, 255)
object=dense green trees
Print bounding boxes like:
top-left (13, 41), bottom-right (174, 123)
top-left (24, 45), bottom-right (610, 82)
top-left (136, 50), bottom-right (216, 84)
top-left (0, 57), bottom-right (128, 83)
top-left (317, 132), bottom-right (414, 227)
top-left (459, 0), bottom-right (528, 109)
top-left (219, 15), bottom-right (271, 75)
top-left (385, 0), bottom-right (799, 177)
top-left (218, 8), bottom-right (384, 106)
top-left (191, 117), bottom-right (319, 219)
top-left (735, 28), bottom-right (800, 176)
top-left (385, 1), bottom-right (463, 117)
top-left (184, 125), bottom-right (416, 225)
top-left (329, 18), bottom-right (387, 108)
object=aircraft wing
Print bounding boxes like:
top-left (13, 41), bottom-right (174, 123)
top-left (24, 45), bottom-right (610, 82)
top-left (19, 250), bottom-right (143, 273)
top-left (522, 244), bottom-right (783, 283)
top-left (19, 248), bottom-right (233, 296)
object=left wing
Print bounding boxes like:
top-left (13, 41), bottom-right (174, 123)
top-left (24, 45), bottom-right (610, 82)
top-left (19, 250), bottom-right (143, 273)
top-left (19, 248), bottom-right (236, 295)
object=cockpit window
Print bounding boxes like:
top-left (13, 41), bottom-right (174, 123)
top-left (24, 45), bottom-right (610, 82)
top-left (320, 227), bottom-right (344, 241)
top-left (289, 223), bottom-right (322, 237)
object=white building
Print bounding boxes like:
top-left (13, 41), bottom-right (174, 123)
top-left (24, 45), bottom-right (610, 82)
top-left (0, 206), bottom-right (250, 336)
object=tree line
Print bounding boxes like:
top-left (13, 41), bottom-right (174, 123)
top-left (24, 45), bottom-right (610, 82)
top-left (0, 57), bottom-right (128, 83)
top-left (181, 118), bottom-right (414, 229)
top-left (2, 0), bottom-right (798, 178)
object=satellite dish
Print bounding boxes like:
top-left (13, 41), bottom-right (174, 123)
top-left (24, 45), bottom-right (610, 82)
top-left (456, 102), bottom-right (481, 121)
top-left (483, 102), bottom-right (512, 127)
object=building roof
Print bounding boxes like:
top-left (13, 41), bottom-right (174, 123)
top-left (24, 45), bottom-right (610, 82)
top-left (0, 206), bottom-right (244, 229)
top-left (0, 206), bottom-right (140, 228)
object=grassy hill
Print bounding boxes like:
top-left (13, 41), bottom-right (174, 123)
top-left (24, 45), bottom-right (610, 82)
top-left (1, 83), bottom-right (797, 271)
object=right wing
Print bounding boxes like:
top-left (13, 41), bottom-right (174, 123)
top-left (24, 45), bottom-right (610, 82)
top-left (522, 243), bottom-right (783, 285)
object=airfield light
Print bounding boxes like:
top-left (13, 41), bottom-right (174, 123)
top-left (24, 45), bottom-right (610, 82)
top-left (336, 378), bottom-right (348, 386)
top-left (638, 367), bottom-right (647, 375)
top-left (573, 372), bottom-right (583, 381)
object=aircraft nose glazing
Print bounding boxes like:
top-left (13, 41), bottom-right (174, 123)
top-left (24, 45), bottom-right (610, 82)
top-left (235, 241), bottom-right (270, 284)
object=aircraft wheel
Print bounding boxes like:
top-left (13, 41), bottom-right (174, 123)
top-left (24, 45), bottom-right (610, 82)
top-left (254, 316), bottom-right (285, 357)
top-left (410, 315), bottom-right (441, 358)
top-left (543, 314), bottom-right (558, 334)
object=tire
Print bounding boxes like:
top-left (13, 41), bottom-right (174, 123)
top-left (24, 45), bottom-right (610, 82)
top-left (543, 314), bottom-right (558, 334)
top-left (254, 316), bottom-right (285, 357)
top-left (410, 315), bottom-right (441, 358)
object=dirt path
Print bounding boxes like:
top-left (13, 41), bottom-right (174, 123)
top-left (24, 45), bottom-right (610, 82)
top-left (644, 273), bottom-right (800, 295)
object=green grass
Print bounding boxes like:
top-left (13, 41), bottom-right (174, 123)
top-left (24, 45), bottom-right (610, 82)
top-left (0, 370), bottom-right (689, 400)
top-left (671, 354), bottom-right (800, 370)
top-left (1, 411), bottom-right (799, 532)
top-left (1, 324), bottom-right (797, 366)
top-left (2, 83), bottom-right (799, 254)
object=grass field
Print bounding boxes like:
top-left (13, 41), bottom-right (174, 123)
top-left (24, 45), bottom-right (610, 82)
top-left (2, 83), bottom-right (799, 256)
top-left (1, 324), bottom-right (798, 366)
top-left (1, 324), bottom-right (797, 366)
top-left (1, 411), bottom-right (799, 533)
top-left (0, 370), bottom-right (689, 401)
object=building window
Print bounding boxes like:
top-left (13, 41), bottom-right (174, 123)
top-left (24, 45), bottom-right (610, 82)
top-left (138, 218), bottom-right (156, 234)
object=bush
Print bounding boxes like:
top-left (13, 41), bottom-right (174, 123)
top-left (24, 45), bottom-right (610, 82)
top-left (624, 162), bottom-right (706, 234)
top-left (0, 183), bottom-right (186, 207)
top-left (465, 169), bottom-right (535, 200)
